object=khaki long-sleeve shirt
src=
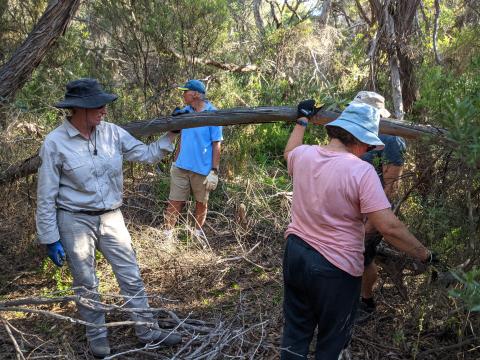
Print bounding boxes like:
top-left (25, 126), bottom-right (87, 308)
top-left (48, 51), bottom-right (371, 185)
top-left (36, 119), bottom-right (173, 244)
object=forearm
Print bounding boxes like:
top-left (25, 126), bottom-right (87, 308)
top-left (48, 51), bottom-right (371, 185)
top-left (368, 209), bottom-right (429, 262)
top-left (212, 142), bottom-right (221, 169)
top-left (121, 128), bottom-right (174, 163)
top-left (382, 222), bottom-right (429, 261)
top-left (284, 117), bottom-right (307, 161)
top-left (167, 131), bottom-right (179, 143)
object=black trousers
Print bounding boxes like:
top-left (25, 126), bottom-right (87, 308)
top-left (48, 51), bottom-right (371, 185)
top-left (281, 234), bottom-right (361, 360)
top-left (363, 230), bottom-right (383, 266)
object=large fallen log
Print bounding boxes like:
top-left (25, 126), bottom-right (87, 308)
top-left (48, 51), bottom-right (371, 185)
top-left (122, 106), bottom-right (449, 139)
top-left (0, 106), bottom-right (450, 185)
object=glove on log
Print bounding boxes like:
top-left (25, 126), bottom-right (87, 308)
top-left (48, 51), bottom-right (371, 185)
top-left (297, 99), bottom-right (321, 118)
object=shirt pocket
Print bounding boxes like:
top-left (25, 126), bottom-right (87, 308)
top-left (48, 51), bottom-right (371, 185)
top-left (106, 154), bottom-right (123, 177)
top-left (62, 158), bottom-right (94, 192)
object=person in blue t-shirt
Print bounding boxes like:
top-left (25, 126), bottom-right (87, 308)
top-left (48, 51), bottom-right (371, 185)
top-left (357, 133), bottom-right (407, 323)
top-left (163, 80), bottom-right (223, 244)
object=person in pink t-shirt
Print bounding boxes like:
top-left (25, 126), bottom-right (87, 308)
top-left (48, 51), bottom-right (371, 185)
top-left (280, 100), bottom-right (437, 360)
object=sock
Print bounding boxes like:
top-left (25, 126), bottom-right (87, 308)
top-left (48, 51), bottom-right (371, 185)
top-left (162, 229), bottom-right (174, 237)
top-left (361, 297), bottom-right (376, 309)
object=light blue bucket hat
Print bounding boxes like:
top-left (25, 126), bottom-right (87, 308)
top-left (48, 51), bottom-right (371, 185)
top-left (325, 102), bottom-right (384, 150)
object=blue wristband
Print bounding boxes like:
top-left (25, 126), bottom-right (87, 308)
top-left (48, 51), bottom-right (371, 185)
top-left (296, 119), bottom-right (308, 127)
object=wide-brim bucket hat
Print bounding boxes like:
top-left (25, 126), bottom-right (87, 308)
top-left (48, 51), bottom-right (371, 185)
top-left (55, 78), bottom-right (118, 109)
top-left (350, 91), bottom-right (391, 118)
top-left (325, 102), bottom-right (384, 150)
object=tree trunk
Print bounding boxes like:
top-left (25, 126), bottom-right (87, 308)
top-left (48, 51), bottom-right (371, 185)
top-left (0, 106), bottom-right (450, 186)
top-left (0, 0), bottom-right (81, 124)
top-left (433, 0), bottom-right (442, 65)
top-left (317, 0), bottom-right (332, 27)
top-left (389, 54), bottom-right (405, 120)
top-left (253, 0), bottom-right (265, 35)
top-left (384, 6), bottom-right (405, 119)
top-left (367, 0), bottom-right (422, 115)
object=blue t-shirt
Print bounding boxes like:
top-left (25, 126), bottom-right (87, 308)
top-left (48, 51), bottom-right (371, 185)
top-left (361, 134), bottom-right (406, 185)
top-left (175, 101), bottom-right (223, 176)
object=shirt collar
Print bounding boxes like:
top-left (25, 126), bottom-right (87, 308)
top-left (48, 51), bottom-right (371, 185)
top-left (203, 101), bottom-right (214, 111)
top-left (186, 101), bottom-right (214, 112)
top-left (63, 118), bottom-right (81, 138)
top-left (63, 118), bottom-right (105, 138)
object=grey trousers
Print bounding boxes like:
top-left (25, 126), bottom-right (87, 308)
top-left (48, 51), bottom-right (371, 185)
top-left (58, 209), bottom-right (158, 341)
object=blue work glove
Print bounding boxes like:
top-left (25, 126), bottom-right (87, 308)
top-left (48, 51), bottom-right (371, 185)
top-left (297, 99), bottom-right (321, 118)
top-left (46, 240), bottom-right (66, 267)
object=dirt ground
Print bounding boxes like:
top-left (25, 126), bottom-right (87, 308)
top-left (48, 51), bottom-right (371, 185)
top-left (0, 176), bottom-right (478, 359)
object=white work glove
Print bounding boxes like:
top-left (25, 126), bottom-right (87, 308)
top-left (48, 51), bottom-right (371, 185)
top-left (203, 170), bottom-right (218, 191)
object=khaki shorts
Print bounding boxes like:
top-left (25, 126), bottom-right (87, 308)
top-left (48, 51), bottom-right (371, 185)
top-left (169, 164), bottom-right (209, 203)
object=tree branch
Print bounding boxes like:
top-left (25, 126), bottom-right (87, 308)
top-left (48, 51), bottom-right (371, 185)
top-left (167, 46), bottom-right (257, 73)
top-left (0, 0), bottom-right (81, 107)
top-left (0, 106), bottom-right (452, 186)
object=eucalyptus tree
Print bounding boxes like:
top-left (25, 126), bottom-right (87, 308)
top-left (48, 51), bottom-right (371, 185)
top-left (0, 0), bottom-right (81, 127)
top-left (87, 0), bottom-right (230, 115)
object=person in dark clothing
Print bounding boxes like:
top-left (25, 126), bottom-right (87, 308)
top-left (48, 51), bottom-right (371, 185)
top-left (358, 133), bottom-right (407, 322)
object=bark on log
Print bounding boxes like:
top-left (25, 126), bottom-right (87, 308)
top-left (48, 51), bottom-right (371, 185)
top-left (0, 0), bottom-right (81, 109)
top-left (121, 106), bottom-right (449, 139)
top-left (0, 106), bottom-right (450, 186)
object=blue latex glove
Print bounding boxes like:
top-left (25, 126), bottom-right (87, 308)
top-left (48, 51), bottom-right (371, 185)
top-left (46, 240), bottom-right (66, 267)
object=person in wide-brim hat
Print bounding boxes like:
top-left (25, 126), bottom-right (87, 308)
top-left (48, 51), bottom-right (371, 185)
top-left (324, 102), bottom-right (385, 150)
top-left (279, 96), bottom-right (435, 360)
top-left (54, 78), bottom-right (118, 109)
top-left (37, 78), bottom-right (182, 357)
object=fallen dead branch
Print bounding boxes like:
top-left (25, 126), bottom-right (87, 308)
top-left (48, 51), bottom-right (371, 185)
top-left (0, 292), bottom-right (213, 334)
top-left (1, 316), bottom-right (26, 360)
top-left (416, 336), bottom-right (479, 359)
top-left (0, 106), bottom-right (452, 185)
top-left (0, 290), bottom-right (275, 359)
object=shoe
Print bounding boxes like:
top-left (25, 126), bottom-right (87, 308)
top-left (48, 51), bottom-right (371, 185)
top-left (355, 299), bottom-right (375, 325)
top-left (161, 229), bottom-right (175, 241)
top-left (88, 337), bottom-right (111, 358)
top-left (194, 229), bottom-right (209, 249)
top-left (139, 329), bottom-right (182, 346)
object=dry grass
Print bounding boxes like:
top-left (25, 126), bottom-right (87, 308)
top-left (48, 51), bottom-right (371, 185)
top-left (0, 154), bottom-right (479, 358)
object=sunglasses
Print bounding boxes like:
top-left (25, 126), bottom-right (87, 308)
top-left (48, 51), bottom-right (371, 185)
top-left (366, 145), bottom-right (376, 152)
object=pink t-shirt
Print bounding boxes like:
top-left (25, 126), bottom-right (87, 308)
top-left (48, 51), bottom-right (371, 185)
top-left (285, 145), bottom-right (390, 276)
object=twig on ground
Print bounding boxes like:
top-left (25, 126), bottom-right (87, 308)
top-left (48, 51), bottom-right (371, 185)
top-left (416, 336), bottom-right (479, 358)
top-left (0, 306), bottom-right (158, 329)
top-left (1, 317), bottom-right (26, 360)
top-left (104, 321), bottom-right (185, 359)
top-left (217, 241), bottom-right (261, 263)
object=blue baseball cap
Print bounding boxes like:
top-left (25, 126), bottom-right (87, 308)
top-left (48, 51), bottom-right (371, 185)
top-left (325, 103), bottom-right (384, 150)
top-left (178, 79), bottom-right (206, 94)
